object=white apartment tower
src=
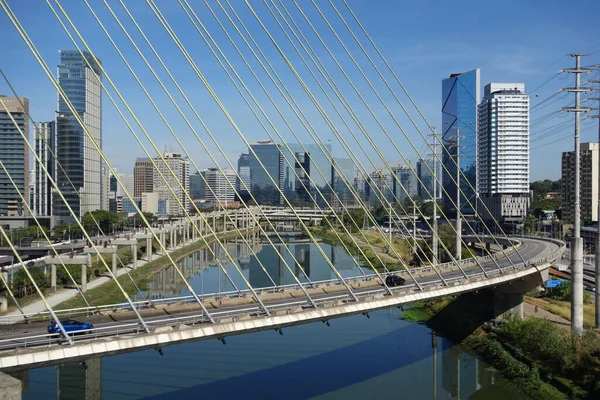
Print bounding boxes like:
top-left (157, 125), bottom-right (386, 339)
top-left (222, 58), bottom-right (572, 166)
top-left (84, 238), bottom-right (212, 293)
top-left (477, 83), bottom-right (530, 223)
top-left (205, 168), bottom-right (237, 206)
top-left (152, 153), bottom-right (189, 216)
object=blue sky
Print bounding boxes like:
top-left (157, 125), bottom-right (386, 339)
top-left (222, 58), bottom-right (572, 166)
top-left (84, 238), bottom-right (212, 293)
top-left (1, 0), bottom-right (600, 181)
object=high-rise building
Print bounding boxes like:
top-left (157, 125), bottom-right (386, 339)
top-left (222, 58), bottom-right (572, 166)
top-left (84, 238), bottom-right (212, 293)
top-left (249, 140), bottom-right (284, 205)
top-left (416, 159), bottom-right (441, 201)
top-left (294, 152), bottom-right (311, 203)
top-left (0, 96), bottom-right (29, 216)
top-left (114, 173), bottom-right (134, 198)
top-left (392, 165), bottom-right (415, 204)
top-left (53, 50), bottom-right (102, 223)
top-left (134, 158), bottom-right (153, 197)
top-left (205, 168), bottom-right (236, 206)
top-left (33, 121), bottom-right (55, 216)
top-left (287, 143), bottom-right (332, 188)
top-left (331, 157), bottom-right (355, 207)
top-left (562, 142), bottom-right (599, 223)
top-left (190, 171), bottom-right (204, 200)
top-left (237, 153), bottom-right (251, 196)
top-left (152, 152), bottom-right (189, 216)
top-left (101, 161), bottom-right (110, 212)
top-left (477, 83), bottom-right (530, 224)
top-left (441, 69), bottom-right (480, 214)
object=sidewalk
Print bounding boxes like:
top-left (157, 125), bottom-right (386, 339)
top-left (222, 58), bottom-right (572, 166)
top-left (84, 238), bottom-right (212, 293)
top-left (1, 238), bottom-right (195, 321)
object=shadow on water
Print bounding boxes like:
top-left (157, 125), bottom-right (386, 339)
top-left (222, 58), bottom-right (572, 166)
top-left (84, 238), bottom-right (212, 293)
top-left (426, 290), bottom-right (495, 344)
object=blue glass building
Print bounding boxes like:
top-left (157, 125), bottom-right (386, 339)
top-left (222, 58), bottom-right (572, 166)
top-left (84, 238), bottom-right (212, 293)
top-left (53, 50), bottom-right (103, 223)
top-left (248, 140), bottom-right (284, 205)
top-left (441, 69), bottom-right (479, 214)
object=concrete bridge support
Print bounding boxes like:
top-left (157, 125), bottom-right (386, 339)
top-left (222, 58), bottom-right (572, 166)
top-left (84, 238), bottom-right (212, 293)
top-left (0, 371), bottom-right (21, 400)
top-left (146, 237), bottom-right (152, 263)
top-left (131, 243), bottom-right (138, 270)
top-left (82, 254), bottom-right (91, 293)
top-left (112, 252), bottom-right (117, 276)
top-left (492, 269), bottom-right (547, 320)
top-left (50, 264), bottom-right (57, 290)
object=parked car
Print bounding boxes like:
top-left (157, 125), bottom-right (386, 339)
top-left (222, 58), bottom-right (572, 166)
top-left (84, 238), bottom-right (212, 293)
top-left (385, 275), bottom-right (406, 287)
top-left (47, 319), bottom-right (93, 335)
top-left (585, 285), bottom-right (596, 292)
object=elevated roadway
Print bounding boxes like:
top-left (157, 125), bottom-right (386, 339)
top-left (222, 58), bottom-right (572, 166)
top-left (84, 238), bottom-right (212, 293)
top-left (0, 236), bottom-right (563, 371)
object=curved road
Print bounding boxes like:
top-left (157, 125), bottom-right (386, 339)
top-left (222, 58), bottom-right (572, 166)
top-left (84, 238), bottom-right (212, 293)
top-left (0, 237), bottom-right (561, 352)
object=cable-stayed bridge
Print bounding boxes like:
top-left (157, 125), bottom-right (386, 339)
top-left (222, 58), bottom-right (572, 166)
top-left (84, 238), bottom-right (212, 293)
top-left (0, 0), bottom-right (565, 389)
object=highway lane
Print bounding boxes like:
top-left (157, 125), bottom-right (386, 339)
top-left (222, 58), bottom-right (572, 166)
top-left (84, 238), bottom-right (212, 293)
top-left (0, 238), bottom-right (560, 348)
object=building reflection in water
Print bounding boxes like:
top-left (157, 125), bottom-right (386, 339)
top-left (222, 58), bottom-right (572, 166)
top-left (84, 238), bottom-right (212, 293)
top-left (143, 234), bottom-right (362, 300)
top-left (57, 358), bottom-right (101, 400)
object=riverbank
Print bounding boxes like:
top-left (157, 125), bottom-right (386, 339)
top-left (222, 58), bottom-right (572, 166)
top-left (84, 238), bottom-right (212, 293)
top-left (54, 227), bottom-right (259, 310)
top-left (405, 297), bottom-right (600, 399)
top-left (308, 226), bottom-right (411, 270)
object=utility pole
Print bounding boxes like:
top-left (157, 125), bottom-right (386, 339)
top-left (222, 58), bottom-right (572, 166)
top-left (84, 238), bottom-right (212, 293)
top-left (448, 128), bottom-right (465, 260)
top-left (428, 128), bottom-right (439, 264)
top-left (560, 53), bottom-right (591, 335)
top-left (583, 74), bottom-right (600, 328)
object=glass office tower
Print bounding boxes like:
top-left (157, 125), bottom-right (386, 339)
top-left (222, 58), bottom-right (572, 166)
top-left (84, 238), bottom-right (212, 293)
top-left (0, 96), bottom-right (29, 216)
top-left (53, 50), bottom-right (103, 223)
top-left (248, 140), bottom-right (284, 205)
top-left (441, 69), bottom-right (479, 214)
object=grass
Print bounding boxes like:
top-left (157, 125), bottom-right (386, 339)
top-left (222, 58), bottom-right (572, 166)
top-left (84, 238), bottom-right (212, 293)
top-left (54, 228), bottom-right (258, 310)
top-left (525, 296), bottom-right (597, 329)
top-left (309, 226), bottom-right (412, 271)
top-left (400, 298), bottom-right (453, 322)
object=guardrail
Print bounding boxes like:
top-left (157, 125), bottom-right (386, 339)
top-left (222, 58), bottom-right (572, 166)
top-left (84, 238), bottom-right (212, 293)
top-left (0, 237), bottom-right (565, 352)
top-left (0, 236), bottom-right (564, 326)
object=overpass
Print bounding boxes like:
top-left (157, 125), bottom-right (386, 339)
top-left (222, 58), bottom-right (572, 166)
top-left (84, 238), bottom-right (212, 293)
top-left (0, 236), bottom-right (563, 371)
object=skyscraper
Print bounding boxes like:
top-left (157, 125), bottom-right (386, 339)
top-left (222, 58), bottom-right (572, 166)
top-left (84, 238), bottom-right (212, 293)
top-left (53, 50), bottom-right (102, 223)
top-left (33, 121), bottom-right (55, 216)
top-left (441, 69), bottom-right (480, 214)
top-left (331, 157), bottom-right (355, 207)
top-left (237, 153), bottom-right (251, 196)
top-left (152, 152), bottom-right (189, 216)
top-left (205, 168), bottom-right (236, 206)
top-left (562, 142), bottom-right (599, 223)
top-left (134, 158), bottom-right (153, 197)
top-left (189, 171), bottom-right (204, 200)
top-left (477, 83), bottom-right (530, 224)
top-left (416, 159), bottom-right (441, 201)
top-left (0, 96), bottom-right (29, 216)
top-left (287, 143), bottom-right (332, 188)
top-left (294, 152), bottom-right (311, 203)
top-left (248, 140), bottom-right (284, 205)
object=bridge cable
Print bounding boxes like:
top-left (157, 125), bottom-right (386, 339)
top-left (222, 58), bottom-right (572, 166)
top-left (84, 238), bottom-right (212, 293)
top-left (48, 0), bottom-right (271, 318)
top-left (295, 0), bottom-right (525, 270)
top-left (335, 0), bottom-right (530, 268)
top-left (143, 0), bottom-right (361, 301)
top-left (177, 0), bottom-right (426, 290)
top-left (199, 0), bottom-right (445, 286)
top-left (65, 0), bottom-right (315, 310)
top-left (0, 70), bottom-right (148, 307)
top-left (0, 156), bottom-right (92, 310)
top-left (240, 0), bottom-right (484, 280)
top-left (1, 0), bottom-right (171, 331)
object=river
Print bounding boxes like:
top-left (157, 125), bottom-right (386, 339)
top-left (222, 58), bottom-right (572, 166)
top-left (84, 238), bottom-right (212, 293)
top-left (13, 235), bottom-right (530, 399)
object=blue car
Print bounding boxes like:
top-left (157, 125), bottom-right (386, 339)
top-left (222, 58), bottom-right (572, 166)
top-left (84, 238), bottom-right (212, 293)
top-left (47, 319), bottom-right (93, 335)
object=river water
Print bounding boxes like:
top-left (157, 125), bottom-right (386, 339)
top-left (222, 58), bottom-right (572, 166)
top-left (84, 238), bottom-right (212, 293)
top-left (14, 236), bottom-right (530, 399)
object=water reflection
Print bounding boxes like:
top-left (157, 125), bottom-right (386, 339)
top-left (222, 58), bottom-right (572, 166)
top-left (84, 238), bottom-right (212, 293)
top-left (142, 235), bottom-right (363, 300)
top-left (16, 309), bottom-right (529, 400)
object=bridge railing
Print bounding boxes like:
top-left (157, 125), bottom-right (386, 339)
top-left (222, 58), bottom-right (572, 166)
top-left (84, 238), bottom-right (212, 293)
top-left (0, 236), bottom-right (564, 326)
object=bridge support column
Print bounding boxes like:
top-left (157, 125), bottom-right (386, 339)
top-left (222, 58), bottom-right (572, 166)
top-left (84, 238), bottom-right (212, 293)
top-left (146, 237), bottom-right (152, 262)
top-left (494, 291), bottom-right (524, 319)
top-left (82, 254), bottom-right (90, 293)
top-left (486, 243), bottom-right (491, 252)
top-left (50, 264), bottom-right (57, 290)
top-left (2, 271), bottom-right (8, 289)
top-left (132, 243), bottom-right (138, 269)
top-left (212, 214), bottom-right (216, 232)
top-left (0, 371), bottom-right (21, 400)
top-left (111, 252), bottom-right (117, 276)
